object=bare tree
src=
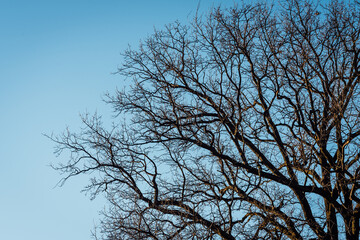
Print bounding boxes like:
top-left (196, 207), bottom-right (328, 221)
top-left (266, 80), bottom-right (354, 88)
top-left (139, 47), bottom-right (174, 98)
top-left (52, 0), bottom-right (360, 239)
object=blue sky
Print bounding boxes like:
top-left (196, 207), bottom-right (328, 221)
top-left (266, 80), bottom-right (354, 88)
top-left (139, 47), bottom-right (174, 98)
top-left (0, 1), bottom-right (235, 239)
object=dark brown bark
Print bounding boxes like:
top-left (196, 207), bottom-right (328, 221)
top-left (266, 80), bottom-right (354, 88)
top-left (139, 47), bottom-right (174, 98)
top-left (51, 0), bottom-right (360, 239)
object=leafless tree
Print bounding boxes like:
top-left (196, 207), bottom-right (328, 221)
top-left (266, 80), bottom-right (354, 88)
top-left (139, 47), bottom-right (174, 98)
top-left (52, 0), bottom-right (360, 239)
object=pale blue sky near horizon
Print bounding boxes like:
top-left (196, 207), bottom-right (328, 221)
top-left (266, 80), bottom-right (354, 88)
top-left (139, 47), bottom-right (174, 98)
top-left (0, 1), bottom-right (236, 239)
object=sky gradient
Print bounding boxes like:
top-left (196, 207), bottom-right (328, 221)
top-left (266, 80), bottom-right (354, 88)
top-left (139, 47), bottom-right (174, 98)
top-left (0, 1), bottom-right (235, 239)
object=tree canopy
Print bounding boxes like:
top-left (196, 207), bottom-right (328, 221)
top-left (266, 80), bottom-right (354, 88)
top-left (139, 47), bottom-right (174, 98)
top-left (52, 0), bottom-right (360, 239)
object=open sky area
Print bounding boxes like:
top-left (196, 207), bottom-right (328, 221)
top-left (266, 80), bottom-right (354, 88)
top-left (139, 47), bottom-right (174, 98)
top-left (0, 0), bottom-right (237, 239)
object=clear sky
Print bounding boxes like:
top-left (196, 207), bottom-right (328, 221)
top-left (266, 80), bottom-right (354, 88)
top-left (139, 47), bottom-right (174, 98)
top-left (0, 0), bottom-right (235, 239)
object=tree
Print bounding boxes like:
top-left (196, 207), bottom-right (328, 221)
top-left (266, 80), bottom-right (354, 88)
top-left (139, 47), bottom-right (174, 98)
top-left (52, 0), bottom-right (360, 239)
